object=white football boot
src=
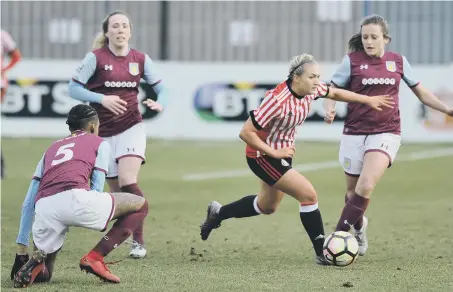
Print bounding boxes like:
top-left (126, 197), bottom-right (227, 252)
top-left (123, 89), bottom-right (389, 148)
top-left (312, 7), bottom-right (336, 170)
top-left (354, 216), bottom-right (369, 256)
top-left (129, 241), bottom-right (147, 259)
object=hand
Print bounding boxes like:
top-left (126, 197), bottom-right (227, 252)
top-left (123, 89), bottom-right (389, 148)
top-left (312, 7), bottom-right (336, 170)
top-left (11, 254), bottom-right (29, 280)
top-left (324, 109), bottom-right (336, 124)
top-left (367, 95), bottom-right (395, 111)
top-left (271, 147), bottom-right (295, 159)
top-left (142, 99), bottom-right (163, 112)
top-left (101, 95), bottom-right (127, 115)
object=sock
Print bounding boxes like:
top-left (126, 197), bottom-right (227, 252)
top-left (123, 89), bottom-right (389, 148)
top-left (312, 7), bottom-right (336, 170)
top-left (218, 195), bottom-right (261, 221)
top-left (299, 203), bottom-right (325, 256)
top-left (121, 183), bottom-right (145, 245)
top-left (345, 194), bottom-right (364, 230)
top-left (92, 200), bottom-right (149, 256)
top-left (336, 193), bottom-right (369, 232)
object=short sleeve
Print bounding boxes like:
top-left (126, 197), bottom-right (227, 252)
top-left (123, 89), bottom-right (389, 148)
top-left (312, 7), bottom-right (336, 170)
top-left (32, 155), bottom-right (45, 180)
top-left (249, 92), bottom-right (282, 130)
top-left (72, 52), bottom-right (97, 85)
top-left (94, 141), bottom-right (110, 174)
top-left (402, 56), bottom-right (420, 88)
top-left (331, 55), bottom-right (351, 88)
top-left (1, 30), bottom-right (17, 52)
top-left (314, 82), bottom-right (330, 100)
top-left (143, 54), bottom-right (162, 86)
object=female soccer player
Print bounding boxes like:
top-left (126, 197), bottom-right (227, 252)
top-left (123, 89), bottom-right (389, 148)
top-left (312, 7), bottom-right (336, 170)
top-left (12, 104), bottom-right (149, 287)
top-left (68, 11), bottom-right (169, 259)
top-left (200, 53), bottom-right (394, 265)
top-left (323, 15), bottom-right (453, 256)
top-left (1, 29), bottom-right (22, 179)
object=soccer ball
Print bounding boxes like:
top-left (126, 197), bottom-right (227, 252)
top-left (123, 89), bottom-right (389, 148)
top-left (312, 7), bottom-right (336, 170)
top-left (323, 231), bottom-right (359, 267)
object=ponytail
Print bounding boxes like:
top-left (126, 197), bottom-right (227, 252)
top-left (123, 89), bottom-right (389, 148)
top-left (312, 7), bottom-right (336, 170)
top-left (348, 33), bottom-right (364, 53)
top-left (349, 15), bottom-right (391, 53)
top-left (92, 32), bottom-right (108, 50)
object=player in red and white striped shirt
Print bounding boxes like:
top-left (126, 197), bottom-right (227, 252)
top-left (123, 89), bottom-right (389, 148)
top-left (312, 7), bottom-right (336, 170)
top-left (1, 29), bottom-right (22, 180)
top-left (200, 54), bottom-right (393, 265)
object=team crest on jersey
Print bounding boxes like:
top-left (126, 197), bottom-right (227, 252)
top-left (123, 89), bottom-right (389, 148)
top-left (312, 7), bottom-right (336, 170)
top-left (386, 61), bottom-right (396, 72)
top-left (129, 62), bottom-right (139, 76)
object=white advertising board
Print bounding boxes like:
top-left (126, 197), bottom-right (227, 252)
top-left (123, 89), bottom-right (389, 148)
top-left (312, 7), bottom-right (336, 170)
top-left (1, 60), bottom-right (452, 142)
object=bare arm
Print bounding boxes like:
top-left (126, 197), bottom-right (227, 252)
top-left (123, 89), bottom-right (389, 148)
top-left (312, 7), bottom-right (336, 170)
top-left (411, 84), bottom-right (452, 115)
top-left (323, 84), bottom-right (339, 124)
top-left (327, 87), bottom-right (371, 103)
top-left (323, 97), bottom-right (337, 112)
top-left (2, 48), bottom-right (21, 73)
top-left (325, 87), bottom-right (394, 111)
top-left (239, 118), bottom-right (278, 157)
top-left (239, 118), bottom-right (295, 159)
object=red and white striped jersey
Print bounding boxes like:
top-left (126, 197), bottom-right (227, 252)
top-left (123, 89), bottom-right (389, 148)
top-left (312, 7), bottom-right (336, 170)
top-left (246, 80), bottom-right (329, 158)
top-left (1, 30), bottom-right (17, 88)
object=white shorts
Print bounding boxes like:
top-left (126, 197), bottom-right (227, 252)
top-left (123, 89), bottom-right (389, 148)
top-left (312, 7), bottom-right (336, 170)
top-left (339, 133), bottom-right (402, 176)
top-left (103, 122), bottom-right (147, 178)
top-left (32, 189), bottom-right (115, 254)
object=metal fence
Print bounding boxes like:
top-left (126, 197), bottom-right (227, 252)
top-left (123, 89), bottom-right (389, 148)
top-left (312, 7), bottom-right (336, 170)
top-left (1, 1), bottom-right (452, 64)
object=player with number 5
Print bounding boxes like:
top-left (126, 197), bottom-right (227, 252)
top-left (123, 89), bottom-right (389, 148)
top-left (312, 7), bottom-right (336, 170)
top-left (68, 11), bottom-right (169, 259)
top-left (11, 104), bottom-right (149, 286)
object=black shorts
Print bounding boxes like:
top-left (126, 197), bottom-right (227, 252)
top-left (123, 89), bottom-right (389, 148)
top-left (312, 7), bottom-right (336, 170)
top-left (246, 155), bottom-right (293, 186)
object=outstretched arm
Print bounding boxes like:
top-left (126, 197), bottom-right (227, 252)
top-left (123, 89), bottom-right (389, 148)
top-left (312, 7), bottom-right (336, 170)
top-left (16, 179), bottom-right (40, 251)
top-left (1, 31), bottom-right (21, 73)
top-left (2, 49), bottom-right (21, 73)
top-left (411, 85), bottom-right (452, 116)
top-left (401, 56), bottom-right (452, 116)
top-left (15, 155), bottom-right (44, 251)
top-left (325, 87), bottom-right (394, 111)
top-left (325, 55), bottom-right (352, 123)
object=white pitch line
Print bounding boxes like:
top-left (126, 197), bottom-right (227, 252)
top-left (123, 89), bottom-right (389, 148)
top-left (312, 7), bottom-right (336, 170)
top-left (182, 147), bottom-right (453, 181)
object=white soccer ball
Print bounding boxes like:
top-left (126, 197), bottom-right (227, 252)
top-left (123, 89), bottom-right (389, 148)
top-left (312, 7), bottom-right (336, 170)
top-left (323, 231), bottom-right (359, 267)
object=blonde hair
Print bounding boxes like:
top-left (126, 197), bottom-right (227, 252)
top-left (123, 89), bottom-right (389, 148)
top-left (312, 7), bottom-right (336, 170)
top-left (288, 54), bottom-right (316, 78)
top-left (91, 11), bottom-right (132, 50)
top-left (92, 32), bottom-right (107, 50)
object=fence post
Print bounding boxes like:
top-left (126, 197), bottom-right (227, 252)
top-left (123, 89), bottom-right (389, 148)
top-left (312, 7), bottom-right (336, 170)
top-left (159, 0), bottom-right (169, 60)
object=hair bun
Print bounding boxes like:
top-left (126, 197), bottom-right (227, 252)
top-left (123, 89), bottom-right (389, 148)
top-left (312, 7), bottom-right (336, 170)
top-left (66, 115), bottom-right (77, 126)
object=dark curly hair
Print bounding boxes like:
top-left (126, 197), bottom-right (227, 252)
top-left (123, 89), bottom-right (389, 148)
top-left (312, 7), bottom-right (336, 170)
top-left (66, 104), bottom-right (98, 132)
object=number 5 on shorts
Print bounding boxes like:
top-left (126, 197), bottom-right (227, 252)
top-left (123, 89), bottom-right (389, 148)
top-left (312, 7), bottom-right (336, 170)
top-left (51, 143), bottom-right (75, 166)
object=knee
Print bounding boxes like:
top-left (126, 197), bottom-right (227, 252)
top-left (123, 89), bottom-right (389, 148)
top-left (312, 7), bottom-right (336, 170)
top-left (260, 205), bottom-right (278, 215)
top-left (300, 191), bottom-right (318, 206)
top-left (256, 199), bottom-right (278, 215)
top-left (355, 178), bottom-right (375, 197)
top-left (137, 198), bottom-right (148, 215)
